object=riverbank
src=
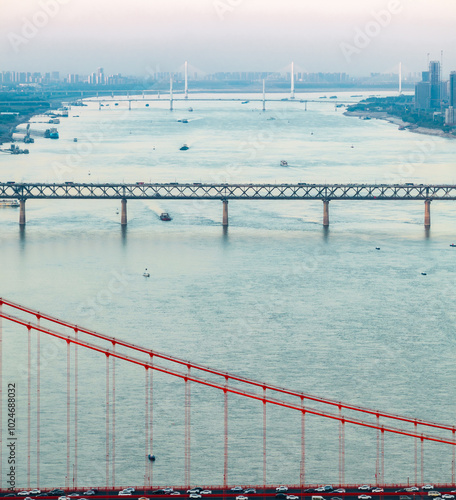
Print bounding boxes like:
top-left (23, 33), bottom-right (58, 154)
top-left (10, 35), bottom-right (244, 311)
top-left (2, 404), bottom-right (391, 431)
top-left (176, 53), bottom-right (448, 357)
top-left (344, 110), bottom-right (456, 139)
top-left (0, 95), bottom-right (64, 146)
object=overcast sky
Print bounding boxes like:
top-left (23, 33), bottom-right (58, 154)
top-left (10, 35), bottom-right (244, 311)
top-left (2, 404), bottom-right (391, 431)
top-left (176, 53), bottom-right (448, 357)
top-left (0, 0), bottom-right (455, 77)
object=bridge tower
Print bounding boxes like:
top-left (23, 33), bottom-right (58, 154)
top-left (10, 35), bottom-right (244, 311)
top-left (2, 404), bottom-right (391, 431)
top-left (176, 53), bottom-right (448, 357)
top-left (262, 79), bottom-right (266, 112)
top-left (291, 61), bottom-right (295, 99)
top-left (170, 75), bottom-right (174, 111)
top-left (185, 61), bottom-right (189, 99)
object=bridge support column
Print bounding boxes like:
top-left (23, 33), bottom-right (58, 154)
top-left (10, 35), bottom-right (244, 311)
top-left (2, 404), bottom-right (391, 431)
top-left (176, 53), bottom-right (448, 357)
top-left (121, 199), bottom-right (127, 226)
top-left (424, 200), bottom-right (431, 228)
top-left (222, 200), bottom-right (228, 227)
top-left (323, 200), bottom-right (329, 227)
top-left (19, 200), bottom-right (26, 226)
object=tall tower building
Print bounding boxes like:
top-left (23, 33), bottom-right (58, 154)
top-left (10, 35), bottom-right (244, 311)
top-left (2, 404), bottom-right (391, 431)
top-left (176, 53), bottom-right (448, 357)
top-left (449, 71), bottom-right (456, 107)
top-left (429, 60), bottom-right (441, 109)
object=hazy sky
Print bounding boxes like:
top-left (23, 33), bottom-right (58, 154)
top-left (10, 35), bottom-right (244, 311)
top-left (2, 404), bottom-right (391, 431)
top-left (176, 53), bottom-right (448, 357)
top-left (1, 0), bottom-right (455, 77)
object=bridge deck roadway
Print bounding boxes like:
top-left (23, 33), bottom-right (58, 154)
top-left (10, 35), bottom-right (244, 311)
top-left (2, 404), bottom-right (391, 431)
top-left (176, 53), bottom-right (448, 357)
top-left (0, 183), bottom-right (454, 201)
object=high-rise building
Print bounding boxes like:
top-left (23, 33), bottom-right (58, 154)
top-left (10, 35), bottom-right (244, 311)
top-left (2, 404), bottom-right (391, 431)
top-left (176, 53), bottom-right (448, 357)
top-left (429, 60), bottom-right (441, 109)
top-left (449, 71), bottom-right (456, 107)
top-left (415, 81), bottom-right (431, 110)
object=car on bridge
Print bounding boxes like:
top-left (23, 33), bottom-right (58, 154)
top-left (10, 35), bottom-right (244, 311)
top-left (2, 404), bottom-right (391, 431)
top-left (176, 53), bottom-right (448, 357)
top-left (276, 487), bottom-right (289, 493)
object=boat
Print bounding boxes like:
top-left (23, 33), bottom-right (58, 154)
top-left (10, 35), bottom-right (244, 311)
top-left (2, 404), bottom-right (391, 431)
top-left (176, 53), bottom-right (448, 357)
top-left (188, 107), bottom-right (193, 112)
top-left (49, 128), bottom-right (59, 139)
top-left (0, 199), bottom-right (19, 208)
top-left (180, 144), bottom-right (189, 151)
top-left (143, 269), bottom-right (150, 278)
top-left (74, 138), bottom-right (78, 142)
top-left (421, 272), bottom-right (427, 276)
top-left (375, 247), bottom-right (380, 250)
top-left (329, 96), bottom-right (337, 99)
top-left (242, 101), bottom-right (249, 104)
top-left (280, 160), bottom-right (288, 167)
top-left (178, 119), bottom-right (188, 123)
top-left (148, 454), bottom-right (156, 462)
top-left (450, 244), bottom-right (456, 247)
top-left (160, 213), bottom-right (172, 221)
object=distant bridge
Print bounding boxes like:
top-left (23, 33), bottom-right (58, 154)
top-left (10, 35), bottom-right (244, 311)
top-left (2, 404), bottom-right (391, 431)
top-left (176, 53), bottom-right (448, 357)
top-left (0, 182), bottom-right (450, 228)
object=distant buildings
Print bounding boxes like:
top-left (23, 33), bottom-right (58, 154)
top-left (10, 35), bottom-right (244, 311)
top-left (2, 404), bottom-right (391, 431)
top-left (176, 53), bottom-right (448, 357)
top-left (414, 60), bottom-right (456, 126)
top-left (446, 71), bottom-right (456, 126)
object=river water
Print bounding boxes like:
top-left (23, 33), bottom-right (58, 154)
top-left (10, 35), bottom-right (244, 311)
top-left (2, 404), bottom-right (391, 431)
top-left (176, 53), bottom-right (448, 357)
top-left (1, 92), bottom-right (455, 489)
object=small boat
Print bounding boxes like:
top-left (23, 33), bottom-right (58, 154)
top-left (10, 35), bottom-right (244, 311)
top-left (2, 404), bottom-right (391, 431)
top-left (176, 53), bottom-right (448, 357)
top-left (188, 107), bottom-right (193, 112)
top-left (375, 247), bottom-right (380, 250)
top-left (160, 213), bottom-right (172, 221)
top-left (329, 96), bottom-right (337, 99)
top-left (421, 272), bottom-right (427, 276)
top-left (145, 103), bottom-right (149, 107)
top-left (280, 160), bottom-right (288, 167)
top-left (74, 138), bottom-right (78, 142)
top-left (0, 199), bottom-right (19, 208)
top-left (148, 454), bottom-right (156, 462)
top-left (180, 144), bottom-right (189, 151)
top-left (450, 244), bottom-right (456, 247)
top-left (242, 101), bottom-right (249, 104)
top-left (143, 269), bottom-right (150, 278)
top-left (49, 128), bottom-right (59, 139)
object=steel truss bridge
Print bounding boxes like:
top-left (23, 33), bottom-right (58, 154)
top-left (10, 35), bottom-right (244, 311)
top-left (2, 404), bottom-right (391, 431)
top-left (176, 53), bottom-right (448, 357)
top-left (1, 183), bottom-right (454, 227)
top-left (0, 298), bottom-right (455, 492)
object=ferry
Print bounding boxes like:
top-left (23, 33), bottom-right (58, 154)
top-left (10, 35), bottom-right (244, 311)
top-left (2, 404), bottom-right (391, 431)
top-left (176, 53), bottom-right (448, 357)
top-left (50, 128), bottom-right (59, 139)
top-left (160, 213), bottom-right (172, 221)
top-left (0, 199), bottom-right (19, 208)
top-left (44, 128), bottom-right (59, 139)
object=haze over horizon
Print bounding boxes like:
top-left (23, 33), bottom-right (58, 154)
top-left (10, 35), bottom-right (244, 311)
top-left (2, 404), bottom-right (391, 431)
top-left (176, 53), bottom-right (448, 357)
top-left (0, 0), bottom-right (455, 77)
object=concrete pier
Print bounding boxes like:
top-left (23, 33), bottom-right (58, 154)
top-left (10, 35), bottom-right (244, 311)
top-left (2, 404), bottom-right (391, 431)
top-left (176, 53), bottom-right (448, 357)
top-left (323, 200), bottom-right (329, 227)
top-left (222, 200), bottom-right (228, 226)
top-left (424, 200), bottom-right (431, 227)
top-left (19, 200), bottom-right (26, 226)
top-left (121, 199), bottom-right (127, 226)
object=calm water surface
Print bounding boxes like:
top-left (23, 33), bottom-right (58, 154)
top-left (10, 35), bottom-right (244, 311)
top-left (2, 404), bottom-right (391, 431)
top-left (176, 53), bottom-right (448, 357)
top-left (1, 92), bottom-right (455, 488)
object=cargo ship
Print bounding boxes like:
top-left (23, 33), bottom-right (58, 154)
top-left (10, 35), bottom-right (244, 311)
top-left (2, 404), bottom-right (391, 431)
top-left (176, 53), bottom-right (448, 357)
top-left (0, 199), bottom-right (19, 208)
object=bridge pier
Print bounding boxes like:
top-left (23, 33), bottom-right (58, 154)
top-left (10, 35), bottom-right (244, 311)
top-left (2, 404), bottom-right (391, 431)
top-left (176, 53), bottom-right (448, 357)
top-left (424, 200), bottom-right (431, 228)
top-left (19, 199), bottom-right (26, 226)
top-left (121, 199), bottom-right (127, 226)
top-left (222, 200), bottom-right (228, 227)
top-left (323, 200), bottom-right (330, 227)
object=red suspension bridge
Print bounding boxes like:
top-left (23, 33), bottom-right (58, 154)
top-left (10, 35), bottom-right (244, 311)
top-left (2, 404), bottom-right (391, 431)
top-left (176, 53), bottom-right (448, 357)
top-left (0, 298), bottom-right (455, 492)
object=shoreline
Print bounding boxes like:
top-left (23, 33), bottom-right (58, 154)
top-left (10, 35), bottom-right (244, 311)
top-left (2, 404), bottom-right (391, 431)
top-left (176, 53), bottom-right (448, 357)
top-left (0, 97), bottom-right (64, 146)
top-left (344, 110), bottom-right (456, 140)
